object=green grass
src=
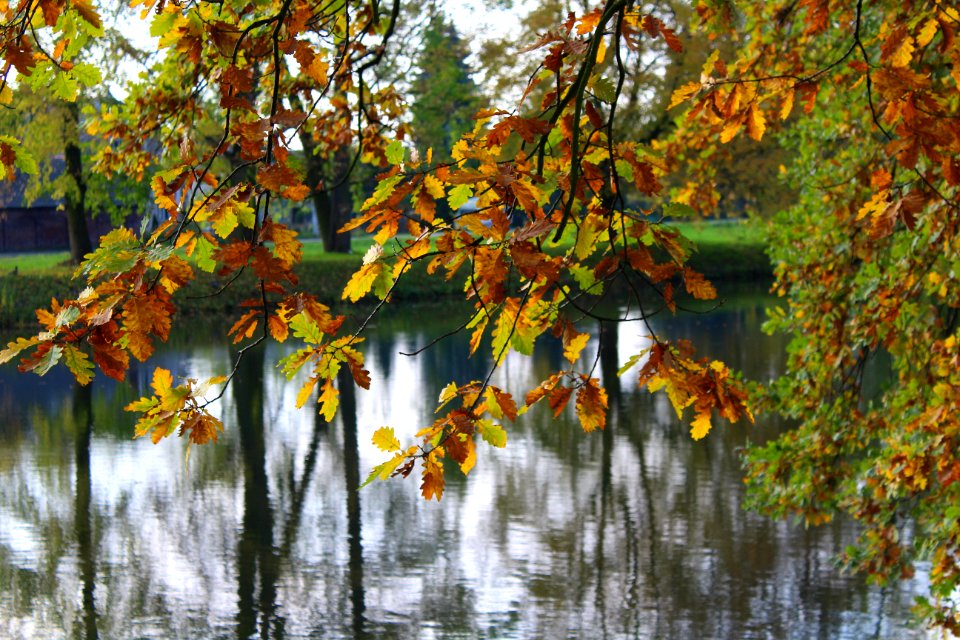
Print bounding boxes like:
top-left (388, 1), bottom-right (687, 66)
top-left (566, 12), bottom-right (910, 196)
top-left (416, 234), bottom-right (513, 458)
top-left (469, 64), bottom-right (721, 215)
top-left (671, 219), bottom-right (767, 246)
top-left (0, 221), bottom-right (764, 274)
top-left (0, 221), bottom-right (771, 328)
top-left (0, 251), bottom-right (73, 275)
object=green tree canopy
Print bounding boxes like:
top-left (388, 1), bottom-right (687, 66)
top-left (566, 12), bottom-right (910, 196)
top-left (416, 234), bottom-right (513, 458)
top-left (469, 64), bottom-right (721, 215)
top-left (410, 14), bottom-right (483, 163)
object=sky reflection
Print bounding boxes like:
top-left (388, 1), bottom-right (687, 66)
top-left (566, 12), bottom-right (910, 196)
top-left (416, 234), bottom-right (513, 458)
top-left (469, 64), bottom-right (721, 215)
top-left (0, 298), bottom-right (929, 639)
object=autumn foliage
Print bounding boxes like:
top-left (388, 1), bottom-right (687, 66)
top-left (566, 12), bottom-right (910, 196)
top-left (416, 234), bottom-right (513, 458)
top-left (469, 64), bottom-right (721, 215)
top-left (3, 0), bottom-right (960, 630)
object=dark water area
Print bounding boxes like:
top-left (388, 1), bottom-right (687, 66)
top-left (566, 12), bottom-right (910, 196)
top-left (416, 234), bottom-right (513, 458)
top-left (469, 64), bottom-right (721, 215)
top-left (0, 293), bottom-right (928, 639)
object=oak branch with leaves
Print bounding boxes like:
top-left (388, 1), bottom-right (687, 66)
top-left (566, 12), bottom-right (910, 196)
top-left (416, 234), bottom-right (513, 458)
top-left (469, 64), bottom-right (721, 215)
top-left (4, 0), bottom-right (960, 631)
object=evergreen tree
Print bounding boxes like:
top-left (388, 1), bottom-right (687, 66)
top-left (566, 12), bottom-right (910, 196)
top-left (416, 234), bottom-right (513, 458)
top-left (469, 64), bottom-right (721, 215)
top-left (410, 16), bottom-right (483, 162)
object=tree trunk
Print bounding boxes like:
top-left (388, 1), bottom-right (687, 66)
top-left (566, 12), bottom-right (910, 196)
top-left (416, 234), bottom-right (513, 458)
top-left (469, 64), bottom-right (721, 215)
top-left (299, 131), bottom-right (353, 254)
top-left (326, 144), bottom-right (353, 253)
top-left (64, 102), bottom-right (92, 264)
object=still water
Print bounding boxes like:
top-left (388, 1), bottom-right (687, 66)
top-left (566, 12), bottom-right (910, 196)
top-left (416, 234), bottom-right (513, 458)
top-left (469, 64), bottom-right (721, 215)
top-left (0, 294), bottom-right (927, 639)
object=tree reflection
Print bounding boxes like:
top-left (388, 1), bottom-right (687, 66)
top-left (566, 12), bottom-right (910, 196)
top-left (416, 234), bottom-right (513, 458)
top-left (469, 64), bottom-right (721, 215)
top-left (233, 347), bottom-right (283, 638)
top-left (338, 367), bottom-right (367, 638)
top-left (72, 382), bottom-right (98, 640)
top-left (0, 301), bottom-right (926, 639)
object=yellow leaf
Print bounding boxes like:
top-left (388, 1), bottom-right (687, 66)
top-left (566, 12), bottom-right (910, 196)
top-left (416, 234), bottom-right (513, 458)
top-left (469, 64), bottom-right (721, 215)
top-left (574, 212), bottom-right (604, 260)
top-left (690, 411), bottom-right (712, 440)
top-left (341, 263), bottom-right (383, 302)
top-left (647, 375), bottom-right (666, 393)
top-left (889, 35), bottom-right (914, 68)
top-left (318, 378), bottom-right (339, 422)
top-left (484, 386), bottom-right (503, 420)
top-left (779, 89), bottom-right (794, 121)
top-left (268, 221), bottom-right (302, 267)
top-left (856, 190), bottom-right (890, 220)
top-left (700, 50), bottom-right (720, 79)
top-left (437, 381), bottom-right (458, 411)
top-left (0, 84), bottom-right (12, 105)
top-left (916, 19), bottom-right (938, 48)
top-left (595, 37), bottom-right (607, 64)
top-left (746, 103), bottom-right (766, 142)
top-left (62, 344), bottom-right (95, 386)
top-left (720, 117), bottom-right (742, 143)
top-left (669, 81), bottom-right (701, 110)
top-left (469, 315), bottom-right (488, 356)
top-left (296, 377), bottom-right (317, 408)
top-left (151, 367), bottom-right (173, 397)
top-left (304, 57), bottom-right (328, 85)
top-left (423, 174), bottom-right (445, 199)
top-left (458, 437), bottom-right (477, 475)
top-left (563, 331), bottom-right (590, 364)
top-left (372, 426), bottom-right (402, 452)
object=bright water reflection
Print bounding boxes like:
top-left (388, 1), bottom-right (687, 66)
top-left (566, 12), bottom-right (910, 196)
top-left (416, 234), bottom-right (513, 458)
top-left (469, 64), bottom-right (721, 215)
top-left (0, 295), bottom-right (926, 639)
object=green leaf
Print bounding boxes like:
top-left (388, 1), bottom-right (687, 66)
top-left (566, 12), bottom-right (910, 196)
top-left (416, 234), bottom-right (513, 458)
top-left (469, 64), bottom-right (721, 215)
top-left (13, 147), bottom-right (38, 175)
top-left (372, 261), bottom-right (394, 300)
top-left (448, 184), bottom-right (473, 210)
top-left (145, 244), bottom-right (176, 264)
top-left (126, 396), bottom-right (160, 413)
top-left (62, 344), bottom-right (95, 385)
top-left (193, 235), bottom-right (217, 273)
top-left (278, 348), bottom-right (314, 379)
top-left (360, 453), bottom-right (404, 488)
top-left (150, 10), bottom-right (177, 38)
top-left (592, 76), bottom-right (617, 103)
top-left (361, 174), bottom-right (403, 210)
top-left (386, 140), bottom-right (405, 165)
top-left (290, 312), bottom-right (324, 344)
top-left (662, 202), bottom-right (697, 219)
top-left (617, 353), bottom-right (643, 376)
top-left (55, 305), bottom-right (81, 328)
top-left (51, 72), bottom-right (79, 102)
top-left (477, 419), bottom-right (507, 448)
top-left (71, 63), bottom-right (102, 87)
top-left (33, 345), bottom-right (63, 376)
top-left (569, 264), bottom-right (598, 292)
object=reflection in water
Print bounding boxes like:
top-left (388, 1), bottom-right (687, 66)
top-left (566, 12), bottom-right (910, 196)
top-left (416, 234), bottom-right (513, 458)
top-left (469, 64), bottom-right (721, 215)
top-left (234, 346), bottom-right (283, 638)
top-left (0, 297), bottom-right (930, 638)
top-left (338, 368), bottom-right (366, 639)
top-left (73, 382), bottom-right (98, 640)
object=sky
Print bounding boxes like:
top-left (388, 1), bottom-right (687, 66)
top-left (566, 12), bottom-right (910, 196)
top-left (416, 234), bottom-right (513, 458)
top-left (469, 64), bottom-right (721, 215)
top-left (107, 0), bottom-right (529, 100)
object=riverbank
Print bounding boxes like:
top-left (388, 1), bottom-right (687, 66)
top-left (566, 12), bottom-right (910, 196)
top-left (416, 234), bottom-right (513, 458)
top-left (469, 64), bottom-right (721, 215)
top-left (0, 225), bottom-right (771, 329)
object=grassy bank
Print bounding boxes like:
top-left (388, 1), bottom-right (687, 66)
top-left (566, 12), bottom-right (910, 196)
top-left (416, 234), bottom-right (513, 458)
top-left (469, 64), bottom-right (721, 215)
top-left (0, 221), bottom-right (770, 329)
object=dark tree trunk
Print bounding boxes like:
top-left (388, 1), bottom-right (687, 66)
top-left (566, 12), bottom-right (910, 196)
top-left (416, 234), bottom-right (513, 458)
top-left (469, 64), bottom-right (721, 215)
top-left (299, 131), bottom-right (353, 254)
top-left (64, 102), bottom-right (92, 264)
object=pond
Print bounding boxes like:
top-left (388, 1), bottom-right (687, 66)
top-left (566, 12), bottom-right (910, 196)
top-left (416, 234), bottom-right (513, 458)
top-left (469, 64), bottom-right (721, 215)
top-left (0, 292), bottom-right (927, 639)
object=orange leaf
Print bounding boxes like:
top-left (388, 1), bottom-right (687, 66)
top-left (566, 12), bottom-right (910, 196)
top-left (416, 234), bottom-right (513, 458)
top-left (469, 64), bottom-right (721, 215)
top-left (421, 455), bottom-right (445, 501)
top-left (683, 268), bottom-right (717, 300)
top-left (548, 385), bottom-right (573, 417)
top-left (268, 313), bottom-right (289, 342)
top-left (575, 377), bottom-right (607, 432)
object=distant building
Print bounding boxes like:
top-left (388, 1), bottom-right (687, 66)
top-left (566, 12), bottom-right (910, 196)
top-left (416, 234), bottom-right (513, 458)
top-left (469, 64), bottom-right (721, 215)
top-left (0, 160), bottom-right (140, 254)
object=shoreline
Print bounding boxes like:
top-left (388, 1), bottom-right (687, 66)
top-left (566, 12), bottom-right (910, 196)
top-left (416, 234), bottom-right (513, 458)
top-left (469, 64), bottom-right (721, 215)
top-left (0, 241), bottom-right (771, 330)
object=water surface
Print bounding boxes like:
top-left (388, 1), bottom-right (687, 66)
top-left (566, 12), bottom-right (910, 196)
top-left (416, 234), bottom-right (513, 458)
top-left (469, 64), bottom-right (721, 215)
top-left (0, 294), bottom-right (926, 638)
